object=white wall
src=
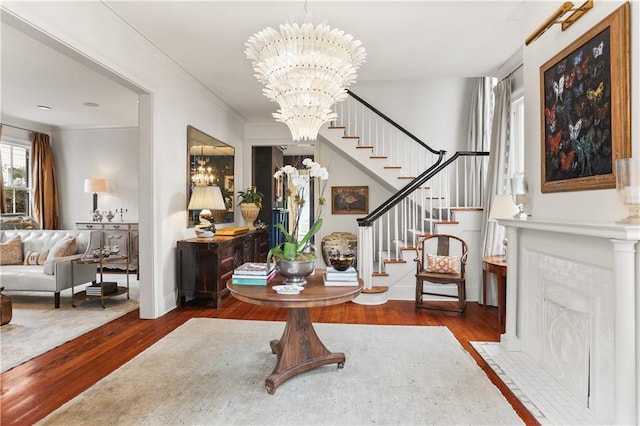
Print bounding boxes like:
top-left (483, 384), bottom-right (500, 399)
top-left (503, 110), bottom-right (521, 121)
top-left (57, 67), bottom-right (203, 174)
top-left (3, 1), bottom-right (247, 318)
top-left (52, 127), bottom-right (139, 228)
top-left (353, 78), bottom-right (474, 152)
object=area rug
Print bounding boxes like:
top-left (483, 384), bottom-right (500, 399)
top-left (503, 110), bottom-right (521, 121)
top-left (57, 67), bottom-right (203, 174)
top-left (39, 319), bottom-right (523, 425)
top-left (1, 273), bottom-right (139, 373)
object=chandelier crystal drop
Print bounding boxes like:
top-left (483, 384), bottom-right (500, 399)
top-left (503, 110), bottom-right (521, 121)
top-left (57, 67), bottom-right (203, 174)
top-left (246, 21), bottom-right (366, 141)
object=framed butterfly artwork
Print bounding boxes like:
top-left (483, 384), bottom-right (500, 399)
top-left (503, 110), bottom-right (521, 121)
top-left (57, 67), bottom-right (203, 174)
top-left (539, 2), bottom-right (630, 193)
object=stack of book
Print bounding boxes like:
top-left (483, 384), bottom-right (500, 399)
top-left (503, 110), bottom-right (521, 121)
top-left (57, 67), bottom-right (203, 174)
top-left (232, 262), bottom-right (276, 285)
top-left (323, 266), bottom-right (358, 286)
top-left (86, 282), bottom-right (118, 296)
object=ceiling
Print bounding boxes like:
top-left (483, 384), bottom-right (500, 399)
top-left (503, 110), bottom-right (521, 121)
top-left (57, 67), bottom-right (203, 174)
top-left (1, 1), bottom-right (548, 130)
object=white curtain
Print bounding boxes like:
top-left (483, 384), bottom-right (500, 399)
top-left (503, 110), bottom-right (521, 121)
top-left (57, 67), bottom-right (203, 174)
top-left (480, 76), bottom-right (514, 305)
top-left (466, 77), bottom-right (494, 205)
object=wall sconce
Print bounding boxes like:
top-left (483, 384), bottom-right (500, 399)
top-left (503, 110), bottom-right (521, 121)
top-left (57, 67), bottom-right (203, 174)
top-left (84, 178), bottom-right (107, 212)
top-left (525, 0), bottom-right (593, 46)
top-left (188, 185), bottom-right (226, 238)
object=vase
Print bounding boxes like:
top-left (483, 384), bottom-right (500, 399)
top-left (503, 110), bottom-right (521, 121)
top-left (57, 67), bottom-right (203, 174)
top-left (276, 258), bottom-right (316, 285)
top-left (211, 209), bottom-right (227, 224)
top-left (239, 203), bottom-right (260, 230)
top-left (321, 232), bottom-right (357, 268)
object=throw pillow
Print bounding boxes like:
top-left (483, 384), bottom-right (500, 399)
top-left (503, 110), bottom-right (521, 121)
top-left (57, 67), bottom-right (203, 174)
top-left (46, 236), bottom-right (77, 260)
top-left (24, 249), bottom-right (50, 265)
top-left (426, 254), bottom-right (461, 274)
top-left (0, 235), bottom-right (23, 265)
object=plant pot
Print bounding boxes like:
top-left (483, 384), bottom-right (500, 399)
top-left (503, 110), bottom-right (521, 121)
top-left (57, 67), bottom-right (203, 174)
top-left (276, 258), bottom-right (316, 285)
top-left (239, 203), bottom-right (260, 230)
top-left (211, 209), bottom-right (227, 224)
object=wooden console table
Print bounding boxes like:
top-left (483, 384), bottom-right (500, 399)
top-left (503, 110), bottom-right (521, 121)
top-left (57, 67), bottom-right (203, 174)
top-left (177, 229), bottom-right (268, 308)
top-left (227, 271), bottom-right (363, 394)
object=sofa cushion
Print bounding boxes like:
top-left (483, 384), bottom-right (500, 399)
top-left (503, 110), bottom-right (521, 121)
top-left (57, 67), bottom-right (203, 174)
top-left (0, 235), bottom-right (23, 265)
top-left (24, 249), bottom-right (50, 265)
top-left (46, 236), bottom-right (77, 260)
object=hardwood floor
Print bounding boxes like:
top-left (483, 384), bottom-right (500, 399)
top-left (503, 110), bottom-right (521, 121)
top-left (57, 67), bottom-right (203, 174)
top-left (1, 298), bottom-right (539, 425)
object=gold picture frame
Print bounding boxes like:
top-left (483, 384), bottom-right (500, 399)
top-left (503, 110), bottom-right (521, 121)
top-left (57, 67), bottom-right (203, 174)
top-left (540, 2), bottom-right (630, 193)
top-left (331, 186), bottom-right (369, 215)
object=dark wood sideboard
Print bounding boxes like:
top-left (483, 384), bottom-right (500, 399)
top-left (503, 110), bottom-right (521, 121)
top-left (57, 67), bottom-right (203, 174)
top-left (177, 229), bottom-right (268, 308)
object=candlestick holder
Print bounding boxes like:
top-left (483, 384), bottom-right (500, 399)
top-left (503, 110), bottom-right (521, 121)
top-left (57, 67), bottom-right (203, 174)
top-left (116, 208), bottom-right (128, 222)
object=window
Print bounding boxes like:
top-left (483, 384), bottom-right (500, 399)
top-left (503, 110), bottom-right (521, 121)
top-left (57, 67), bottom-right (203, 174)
top-left (1, 142), bottom-right (31, 214)
top-left (510, 91), bottom-right (525, 174)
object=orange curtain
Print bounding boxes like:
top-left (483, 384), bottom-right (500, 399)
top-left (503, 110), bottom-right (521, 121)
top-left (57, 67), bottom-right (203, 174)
top-left (31, 132), bottom-right (59, 229)
top-left (0, 124), bottom-right (6, 213)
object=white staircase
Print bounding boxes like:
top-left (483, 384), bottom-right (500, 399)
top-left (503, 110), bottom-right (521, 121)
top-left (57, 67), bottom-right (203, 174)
top-left (317, 93), bottom-right (488, 305)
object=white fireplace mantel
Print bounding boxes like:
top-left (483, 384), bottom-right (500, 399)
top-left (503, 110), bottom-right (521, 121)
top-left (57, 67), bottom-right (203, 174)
top-left (498, 216), bottom-right (640, 425)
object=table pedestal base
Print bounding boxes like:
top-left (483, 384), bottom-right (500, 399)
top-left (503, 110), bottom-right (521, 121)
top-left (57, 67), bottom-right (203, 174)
top-left (266, 308), bottom-right (344, 394)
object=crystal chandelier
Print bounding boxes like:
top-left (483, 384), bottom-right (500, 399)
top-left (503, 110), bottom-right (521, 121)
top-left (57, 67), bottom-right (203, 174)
top-left (191, 155), bottom-right (215, 187)
top-left (246, 20), bottom-right (366, 141)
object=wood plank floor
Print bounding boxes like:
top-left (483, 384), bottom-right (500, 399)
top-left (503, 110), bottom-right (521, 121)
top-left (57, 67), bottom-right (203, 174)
top-left (1, 298), bottom-right (539, 425)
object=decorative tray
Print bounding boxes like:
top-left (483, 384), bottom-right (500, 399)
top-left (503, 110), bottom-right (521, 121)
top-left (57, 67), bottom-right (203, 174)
top-left (216, 227), bottom-right (250, 236)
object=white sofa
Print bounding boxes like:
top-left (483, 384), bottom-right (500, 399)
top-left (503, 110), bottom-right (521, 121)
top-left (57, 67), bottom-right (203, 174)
top-left (0, 229), bottom-right (100, 308)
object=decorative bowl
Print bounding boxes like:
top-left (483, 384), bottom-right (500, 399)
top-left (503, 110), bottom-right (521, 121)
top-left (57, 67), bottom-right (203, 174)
top-left (276, 259), bottom-right (316, 285)
top-left (329, 254), bottom-right (355, 271)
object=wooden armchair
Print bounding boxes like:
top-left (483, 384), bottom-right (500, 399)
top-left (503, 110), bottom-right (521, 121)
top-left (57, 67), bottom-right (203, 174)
top-left (414, 234), bottom-right (468, 315)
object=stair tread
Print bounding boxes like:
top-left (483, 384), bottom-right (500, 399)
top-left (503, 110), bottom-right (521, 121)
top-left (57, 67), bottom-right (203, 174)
top-left (362, 286), bottom-right (389, 294)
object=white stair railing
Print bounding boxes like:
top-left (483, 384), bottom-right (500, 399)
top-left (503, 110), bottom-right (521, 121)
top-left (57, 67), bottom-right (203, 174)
top-left (335, 92), bottom-right (489, 290)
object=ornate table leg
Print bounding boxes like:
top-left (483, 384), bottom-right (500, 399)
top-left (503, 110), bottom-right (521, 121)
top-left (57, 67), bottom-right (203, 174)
top-left (266, 307), bottom-right (345, 394)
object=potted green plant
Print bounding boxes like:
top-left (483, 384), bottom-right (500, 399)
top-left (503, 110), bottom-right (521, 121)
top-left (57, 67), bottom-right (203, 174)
top-left (237, 187), bottom-right (264, 230)
top-left (268, 159), bottom-right (329, 284)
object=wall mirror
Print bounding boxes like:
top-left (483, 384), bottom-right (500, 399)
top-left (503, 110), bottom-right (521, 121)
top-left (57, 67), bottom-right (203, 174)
top-left (187, 125), bottom-right (234, 227)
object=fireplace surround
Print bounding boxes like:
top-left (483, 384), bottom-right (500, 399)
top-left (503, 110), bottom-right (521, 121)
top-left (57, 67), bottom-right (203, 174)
top-left (497, 217), bottom-right (639, 424)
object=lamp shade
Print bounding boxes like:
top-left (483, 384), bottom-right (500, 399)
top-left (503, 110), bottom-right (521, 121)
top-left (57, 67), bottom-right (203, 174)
top-left (188, 186), bottom-right (225, 211)
top-left (84, 178), bottom-right (107, 193)
top-left (489, 194), bottom-right (519, 221)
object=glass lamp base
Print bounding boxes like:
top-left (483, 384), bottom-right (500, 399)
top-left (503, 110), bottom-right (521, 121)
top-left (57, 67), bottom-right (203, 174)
top-left (513, 206), bottom-right (528, 220)
top-left (617, 207), bottom-right (640, 224)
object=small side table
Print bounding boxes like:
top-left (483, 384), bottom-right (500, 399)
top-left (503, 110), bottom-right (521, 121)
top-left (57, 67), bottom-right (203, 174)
top-left (1, 287), bottom-right (12, 326)
top-left (71, 255), bottom-right (130, 308)
top-left (482, 255), bottom-right (507, 331)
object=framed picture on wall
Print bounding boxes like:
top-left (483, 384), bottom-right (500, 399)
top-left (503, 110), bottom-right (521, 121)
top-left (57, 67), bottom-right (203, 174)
top-left (540, 3), bottom-right (630, 193)
top-left (331, 186), bottom-right (369, 215)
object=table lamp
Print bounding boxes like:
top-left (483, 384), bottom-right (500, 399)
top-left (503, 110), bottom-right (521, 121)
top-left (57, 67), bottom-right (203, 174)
top-left (489, 194), bottom-right (519, 254)
top-left (188, 185), bottom-right (226, 238)
top-left (84, 178), bottom-right (107, 212)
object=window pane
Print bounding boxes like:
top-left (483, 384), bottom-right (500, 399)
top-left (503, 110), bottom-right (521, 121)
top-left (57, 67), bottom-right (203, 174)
top-left (11, 146), bottom-right (28, 188)
top-left (14, 189), bottom-right (28, 214)
top-left (1, 142), bottom-right (31, 214)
